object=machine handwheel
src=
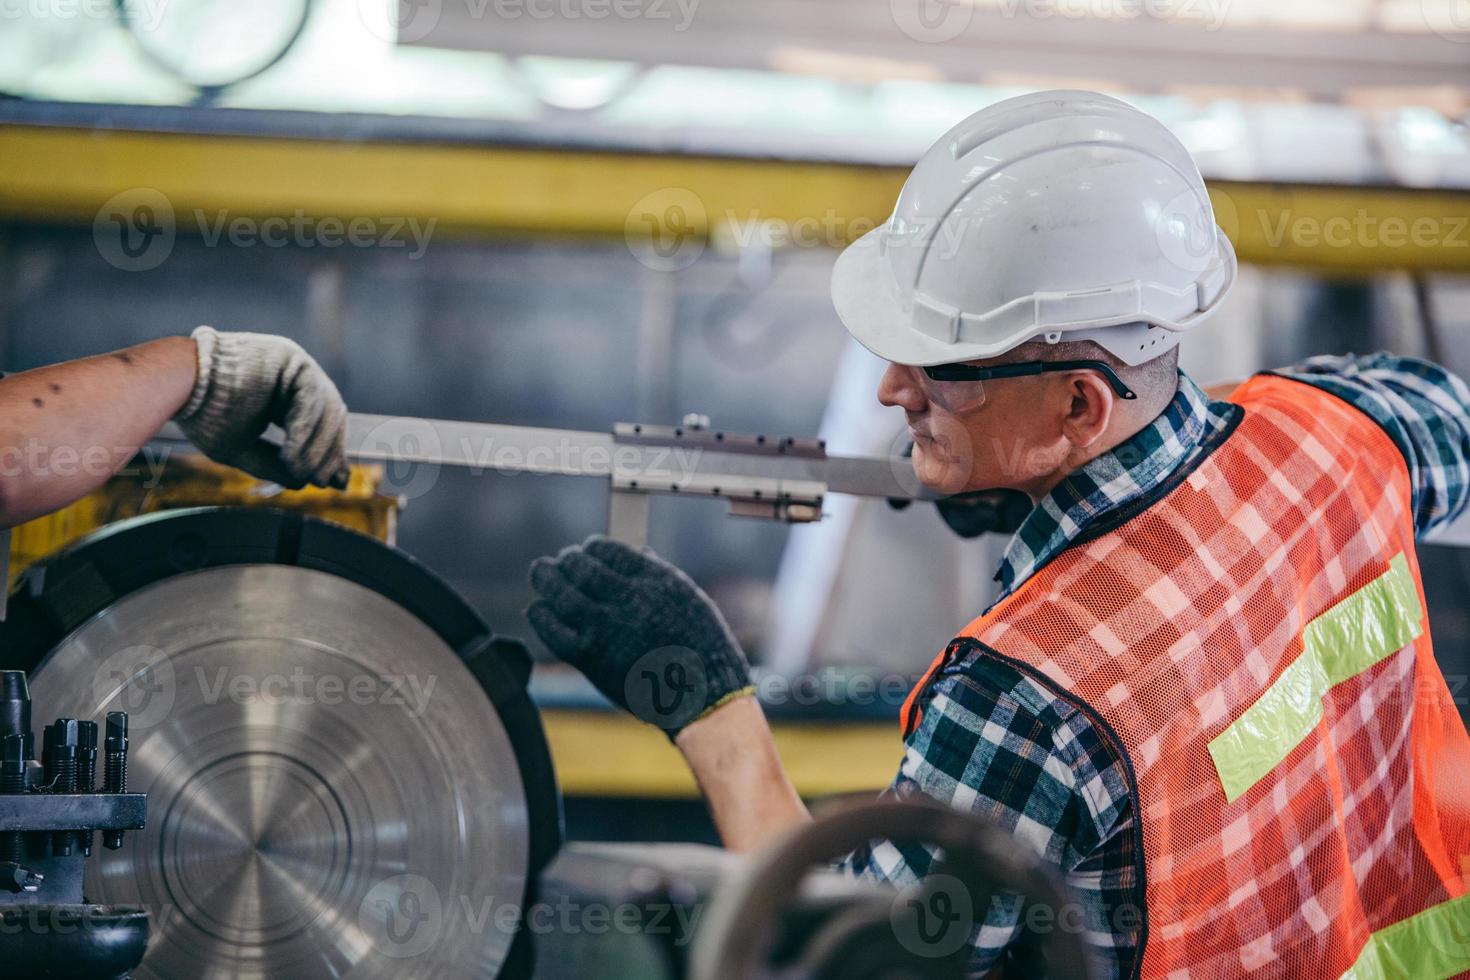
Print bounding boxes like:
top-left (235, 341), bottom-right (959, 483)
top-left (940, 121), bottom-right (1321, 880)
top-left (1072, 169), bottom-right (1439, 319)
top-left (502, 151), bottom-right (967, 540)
top-left (692, 799), bottom-right (1094, 980)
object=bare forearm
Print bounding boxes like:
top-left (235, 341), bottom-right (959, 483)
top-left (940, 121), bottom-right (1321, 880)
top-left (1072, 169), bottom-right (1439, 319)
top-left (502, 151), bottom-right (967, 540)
top-left (0, 337), bottom-right (197, 526)
top-left (675, 698), bottom-right (811, 852)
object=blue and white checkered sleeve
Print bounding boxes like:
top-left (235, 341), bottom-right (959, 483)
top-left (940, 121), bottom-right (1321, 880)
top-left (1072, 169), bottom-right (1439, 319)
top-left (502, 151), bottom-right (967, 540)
top-left (1274, 353), bottom-right (1470, 537)
top-left (838, 651), bottom-right (1137, 978)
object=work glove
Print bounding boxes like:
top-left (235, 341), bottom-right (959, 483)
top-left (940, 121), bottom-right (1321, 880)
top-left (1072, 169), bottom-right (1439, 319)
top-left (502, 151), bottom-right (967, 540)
top-left (175, 326), bottom-right (350, 490)
top-left (526, 536), bottom-right (755, 739)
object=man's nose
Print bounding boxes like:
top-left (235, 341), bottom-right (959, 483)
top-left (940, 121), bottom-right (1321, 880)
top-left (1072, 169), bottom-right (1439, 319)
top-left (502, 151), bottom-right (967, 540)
top-left (878, 362), bottom-right (927, 412)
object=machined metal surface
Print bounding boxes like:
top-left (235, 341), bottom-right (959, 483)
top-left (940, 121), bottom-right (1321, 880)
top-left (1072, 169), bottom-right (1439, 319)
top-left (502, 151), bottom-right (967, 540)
top-left (27, 563), bottom-right (531, 979)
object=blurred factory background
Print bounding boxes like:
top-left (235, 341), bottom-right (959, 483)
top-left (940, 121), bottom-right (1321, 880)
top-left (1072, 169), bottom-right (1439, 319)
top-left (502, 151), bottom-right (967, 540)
top-left (3, 0), bottom-right (1470, 833)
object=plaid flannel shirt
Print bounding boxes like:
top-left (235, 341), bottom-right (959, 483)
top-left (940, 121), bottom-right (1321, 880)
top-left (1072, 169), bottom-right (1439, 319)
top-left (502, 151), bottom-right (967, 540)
top-left (843, 354), bottom-right (1470, 979)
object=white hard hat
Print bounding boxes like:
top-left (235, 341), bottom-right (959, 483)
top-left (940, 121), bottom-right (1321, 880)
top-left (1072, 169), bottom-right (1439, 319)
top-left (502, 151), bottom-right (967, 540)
top-left (831, 90), bottom-right (1236, 368)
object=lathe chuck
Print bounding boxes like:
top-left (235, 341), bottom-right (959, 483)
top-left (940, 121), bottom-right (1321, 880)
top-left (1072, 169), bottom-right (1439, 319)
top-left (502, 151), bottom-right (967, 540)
top-left (0, 508), bottom-right (560, 979)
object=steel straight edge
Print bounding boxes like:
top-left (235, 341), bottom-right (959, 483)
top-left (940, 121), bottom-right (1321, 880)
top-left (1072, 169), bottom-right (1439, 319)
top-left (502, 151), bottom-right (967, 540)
top-left (2, 124), bottom-right (1469, 273)
top-left (148, 416), bottom-right (935, 501)
top-left (346, 414), bottom-right (933, 499)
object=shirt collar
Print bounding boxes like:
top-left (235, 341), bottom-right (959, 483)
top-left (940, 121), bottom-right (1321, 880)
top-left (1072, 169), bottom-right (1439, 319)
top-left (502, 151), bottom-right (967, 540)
top-left (993, 372), bottom-right (1230, 602)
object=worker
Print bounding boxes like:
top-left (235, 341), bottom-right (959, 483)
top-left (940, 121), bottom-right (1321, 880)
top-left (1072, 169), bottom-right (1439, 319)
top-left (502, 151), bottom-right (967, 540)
top-left (0, 327), bottom-right (349, 528)
top-left (528, 91), bottom-right (1470, 977)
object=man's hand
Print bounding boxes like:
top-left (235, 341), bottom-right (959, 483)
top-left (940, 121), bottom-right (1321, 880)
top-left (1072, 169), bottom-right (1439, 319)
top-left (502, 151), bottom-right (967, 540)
top-left (526, 536), bottom-right (755, 738)
top-left (175, 327), bottom-right (350, 490)
top-left (528, 537), bottom-right (806, 851)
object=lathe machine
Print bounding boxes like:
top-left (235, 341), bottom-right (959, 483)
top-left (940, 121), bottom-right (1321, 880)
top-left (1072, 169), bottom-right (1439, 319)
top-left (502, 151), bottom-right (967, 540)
top-left (0, 414), bottom-right (1087, 979)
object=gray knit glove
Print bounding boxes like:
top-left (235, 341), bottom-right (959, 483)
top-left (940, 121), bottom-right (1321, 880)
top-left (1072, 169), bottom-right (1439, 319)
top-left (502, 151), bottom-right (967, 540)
top-left (527, 536), bottom-right (755, 738)
top-left (175, 326), bottom-right (350, 490)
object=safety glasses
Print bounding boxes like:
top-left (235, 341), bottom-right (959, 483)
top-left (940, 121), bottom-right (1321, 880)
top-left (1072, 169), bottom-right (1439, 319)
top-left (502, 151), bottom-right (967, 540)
top-left (913, 358), bottom-right (1138, 413)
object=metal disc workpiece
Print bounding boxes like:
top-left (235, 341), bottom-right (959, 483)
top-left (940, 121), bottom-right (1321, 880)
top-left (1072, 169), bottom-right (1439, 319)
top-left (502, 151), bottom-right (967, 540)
top-left (5, 509), bottom-right (559, 980)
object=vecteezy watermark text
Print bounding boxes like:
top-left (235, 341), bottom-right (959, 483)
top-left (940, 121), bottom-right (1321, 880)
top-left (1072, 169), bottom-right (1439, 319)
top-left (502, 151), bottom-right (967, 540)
top-left (361, 415), bottom-right (705, 500)
top-left (359, 875), bottom-right (705, 959)
top-left (194, 210), bottom-right (436, 258)
top-left (0, 0), bottom-right (170, 29)
top-left (357, 0), bottom-right (699, 43)
top-left (1258, 209), bottom-right (1469, 250)
top-left (94, 188), bottom-right (438, 272)
top-left (195, 666), bottom-right (439, 717)
top-left (889, 0), bottom-right (1230, 45)
top-left (0, 440), bottom-right (170, 486)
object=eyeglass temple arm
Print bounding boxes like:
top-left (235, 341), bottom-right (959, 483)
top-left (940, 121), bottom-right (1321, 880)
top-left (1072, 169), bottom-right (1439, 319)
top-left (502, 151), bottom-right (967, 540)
top-left (927, 360), bottom-right (1138, 400)
top-left (1043, 361), bottom-right (1138, 400)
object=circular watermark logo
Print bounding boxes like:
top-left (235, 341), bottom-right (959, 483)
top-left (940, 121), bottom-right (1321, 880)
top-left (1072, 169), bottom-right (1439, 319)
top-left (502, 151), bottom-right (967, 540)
top-left (889, 873), bottom-right (975, 959)
top-left (699, 299), bottom-right (800, 371)
top-left (359, 874), bottom-right (444, 959)
top-left (891, 0), bottom-right (973, 43)
top-left (357, 0), bottom-right (443, 43)
top-left (623, 646), bottom-right (710, 731)
top-left (1423, 0), bottom-right (1470, 41)
top-left (93, 188), bottom-right (175, 273)
top-left (1154, 186), bottom-right (1237, 278)
top-left (886, 413), bottom-right (975, 498)
top-left (625, 188), bottom-right (707, 272)
top-left (886, 426), bottom-right (928, 502)
top-left (359, 415), bottom-right (444, 500)
top-left (92, 644), bottom-right (176, 730)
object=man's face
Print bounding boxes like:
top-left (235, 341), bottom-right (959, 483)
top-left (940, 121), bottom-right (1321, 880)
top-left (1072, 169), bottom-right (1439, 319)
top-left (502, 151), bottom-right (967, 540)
top-left (877, 358), bottom-right (1072, 497)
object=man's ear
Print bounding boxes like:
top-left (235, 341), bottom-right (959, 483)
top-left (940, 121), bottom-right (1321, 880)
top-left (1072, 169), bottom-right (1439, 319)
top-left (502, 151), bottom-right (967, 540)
top-left (1060, 371), bottom-right (1115, 449)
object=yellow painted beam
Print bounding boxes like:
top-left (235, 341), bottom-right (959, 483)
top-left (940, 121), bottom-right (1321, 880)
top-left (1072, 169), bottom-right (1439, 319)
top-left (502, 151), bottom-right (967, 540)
top-left (1206, 183), bottom-right (1470, 275)
top-left (540, 709), bottom-right (902, 799)
top-left (2, 123), bottom-right (1467, 273)
top-left (0, 124), bottom-right (903, 240)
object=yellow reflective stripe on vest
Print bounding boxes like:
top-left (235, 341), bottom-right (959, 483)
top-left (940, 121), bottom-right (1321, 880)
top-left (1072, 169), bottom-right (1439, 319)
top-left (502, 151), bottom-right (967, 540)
top-left (1338, 892), bottom-right (1470, 980)
top-left (1208, 553), bottom-right (1424, 804)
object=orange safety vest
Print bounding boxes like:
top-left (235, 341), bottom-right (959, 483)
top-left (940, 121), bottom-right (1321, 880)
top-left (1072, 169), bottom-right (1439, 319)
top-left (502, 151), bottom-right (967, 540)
top-left (902, 375), bottom-right (1470, 978)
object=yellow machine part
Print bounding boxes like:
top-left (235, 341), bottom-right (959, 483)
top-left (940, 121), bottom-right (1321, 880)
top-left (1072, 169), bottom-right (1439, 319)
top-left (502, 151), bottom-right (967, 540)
top-left (8, 456), bottom-right (400, 587)
top-left (540, 709), bottom-right (902, 799)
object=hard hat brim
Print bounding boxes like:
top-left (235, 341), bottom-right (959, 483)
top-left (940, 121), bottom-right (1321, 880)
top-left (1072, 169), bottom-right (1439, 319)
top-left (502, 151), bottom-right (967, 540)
top-left (830, 228), bottom-right (1000, 368)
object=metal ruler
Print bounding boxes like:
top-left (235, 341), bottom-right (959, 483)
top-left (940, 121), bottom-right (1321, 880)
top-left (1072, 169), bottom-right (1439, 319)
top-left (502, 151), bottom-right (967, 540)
top-left (151, 413), bottom-right (937, 546)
